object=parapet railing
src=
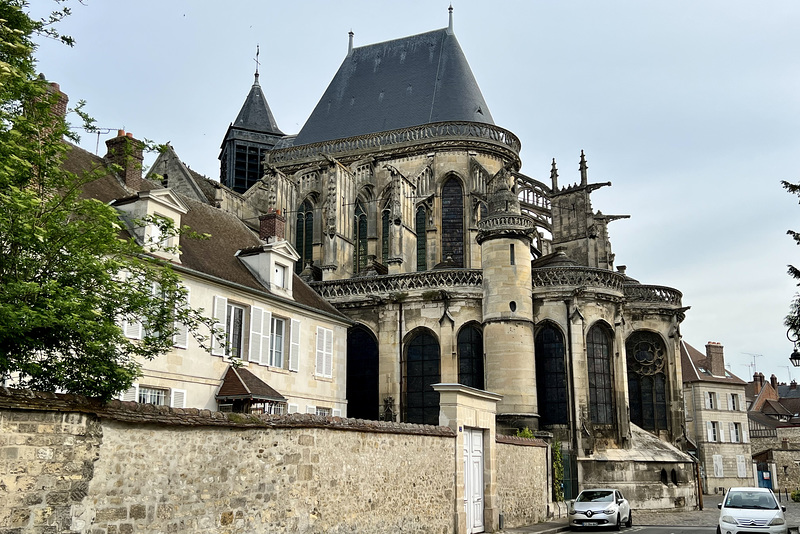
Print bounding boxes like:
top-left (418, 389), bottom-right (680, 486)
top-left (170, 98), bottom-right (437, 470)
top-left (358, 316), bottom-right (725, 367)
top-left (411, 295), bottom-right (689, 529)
top-left (531, 266), bottom-right (626, 293)
top-left (623, 284), bottom-right (683, 306)
top-left (310, 269), bottom-right (483, 300)
top-left (268, 121), bottom-right (521, 165)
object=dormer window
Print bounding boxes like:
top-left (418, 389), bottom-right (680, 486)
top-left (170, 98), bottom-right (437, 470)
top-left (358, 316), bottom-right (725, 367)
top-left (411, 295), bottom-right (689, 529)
top-left (273, 263), bottom-right (286, 288)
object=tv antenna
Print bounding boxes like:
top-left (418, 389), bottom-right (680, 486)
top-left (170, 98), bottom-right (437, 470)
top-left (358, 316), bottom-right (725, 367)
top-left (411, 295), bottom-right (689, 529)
top-left (742, 353), bottom-right (763, 373)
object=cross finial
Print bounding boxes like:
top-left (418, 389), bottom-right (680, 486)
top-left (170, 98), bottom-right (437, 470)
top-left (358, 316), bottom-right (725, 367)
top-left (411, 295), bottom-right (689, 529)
top-left (254, 44), bottom-right (261, 81)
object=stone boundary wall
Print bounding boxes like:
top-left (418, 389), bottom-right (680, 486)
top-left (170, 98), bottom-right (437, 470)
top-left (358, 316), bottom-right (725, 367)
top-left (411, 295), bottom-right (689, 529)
top-left (495, 436), bottom-right (549, 529)
top-left (0, 388), bottom-right (456, 533)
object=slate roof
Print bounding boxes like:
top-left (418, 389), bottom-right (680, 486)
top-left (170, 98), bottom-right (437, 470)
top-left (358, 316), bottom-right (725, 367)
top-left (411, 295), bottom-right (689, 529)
top-left (216, 366), bottom-right (286, 402)
top-left (681, 340), bottom-right (746, 385)
top-left (293, 27), bottom-right (493, 146)
top-left (61, 142), bottom-right (345, 321)
top-left (231, 73), bottom-right (283, 135)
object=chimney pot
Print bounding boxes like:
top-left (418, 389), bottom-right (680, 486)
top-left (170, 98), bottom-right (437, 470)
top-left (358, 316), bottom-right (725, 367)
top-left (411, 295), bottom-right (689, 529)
top-left (705, 342), bottom-right (725, 377)
top-left (104, 132), bottom-right (145, 191)
top-left (259, 210), bottom-right (286, 241)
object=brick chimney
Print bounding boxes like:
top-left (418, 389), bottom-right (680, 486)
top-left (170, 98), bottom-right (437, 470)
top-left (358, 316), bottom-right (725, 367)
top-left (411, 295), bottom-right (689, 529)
top-left (771, 374), bottom-right (779, 390)
top-left (259, 209), bottom-right (285, 242)
top-left (705, 342), bottom-right (725, 377)
top-left (46, 81), bottom-right (68, 119)
top-left (105, 130), bottom-right (145, 191)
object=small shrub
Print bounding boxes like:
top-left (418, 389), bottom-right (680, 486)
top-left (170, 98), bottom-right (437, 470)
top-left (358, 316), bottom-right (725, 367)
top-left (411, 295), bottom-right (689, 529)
top-left (791, 489), bottom-right (800, 502)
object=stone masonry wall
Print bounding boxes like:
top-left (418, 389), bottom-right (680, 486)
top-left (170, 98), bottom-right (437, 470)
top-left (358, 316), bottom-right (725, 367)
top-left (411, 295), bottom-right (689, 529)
top-left (495, 437), bottom-right (549, 528)
top-left (0, 388), bottom-right (456, 534)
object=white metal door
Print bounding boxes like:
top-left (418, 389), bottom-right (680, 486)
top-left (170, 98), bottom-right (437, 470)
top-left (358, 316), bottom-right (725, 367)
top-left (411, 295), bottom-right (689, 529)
top-left (463, 428), bottom-right (484, 533)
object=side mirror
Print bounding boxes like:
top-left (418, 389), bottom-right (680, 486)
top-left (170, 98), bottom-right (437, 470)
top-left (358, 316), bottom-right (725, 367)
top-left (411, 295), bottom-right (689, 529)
top-left (718, 504), bottom-right (722, 509)
top-left (782, 505), bottom-right (787, 512)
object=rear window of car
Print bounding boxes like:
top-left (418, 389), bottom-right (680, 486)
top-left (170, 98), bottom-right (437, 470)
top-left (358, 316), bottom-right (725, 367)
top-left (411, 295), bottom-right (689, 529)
top-left (577, 491), bottom-right (614, 503)
top-left (724, 491), bottom-right (777, 510)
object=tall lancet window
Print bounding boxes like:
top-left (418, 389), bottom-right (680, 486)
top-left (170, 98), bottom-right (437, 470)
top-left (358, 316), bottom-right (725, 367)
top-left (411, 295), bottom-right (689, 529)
top-left (626, 331), bottom-right (668, 432)
top-left (353, 200), bottom-right (368, 274)
top-left (381, 207), bottom-right (390, 263)
top-left (587, 323), bottom-right (615, 425)
top-left (441, 177), bottom-right (464, 267)
top-left (416, 205), bottom-right (427, 272)
top-left (295, 200), bottom-right (313, 273)
top-left (536, 323), bottom-right (568, 426)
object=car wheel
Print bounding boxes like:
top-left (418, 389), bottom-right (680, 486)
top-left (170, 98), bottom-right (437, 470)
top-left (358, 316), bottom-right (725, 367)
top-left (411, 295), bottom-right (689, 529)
top-left (614, 514), bottom-right (621, 531)
top-left (625, 511), bottom-right (632, 528)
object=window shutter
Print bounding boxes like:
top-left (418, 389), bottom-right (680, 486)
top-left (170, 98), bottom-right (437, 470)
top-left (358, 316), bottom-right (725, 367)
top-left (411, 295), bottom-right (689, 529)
top-left (718, 423), bottom-right (725, 443)
top-left (249, 306), bottom-right (264, 363)
top-left (173, 287), bottom-right (189, 349)
top-left (738, 394), bottom-right (744, 411)
top-left (705, 393), bottom-right (711, 409)
top-left (120, 384), bottom-right (139, 402)
top-left (332, 408), bottom-right (342, 417)
top-left (288, 404), bottom-right (299, 414)
top-left (706, 421), bottom-right (714, 442)
top-left (170, 389), bottom-right (186, 408)
top-left (729, 422), bottom-right (736, 443)
top-left (289, 319), bottom-right (301, 372)
top-left (316, 326), bottom-right (325, 376)
top-left (123, 317), bottom-right (143, 340)
top-left (323, 328), bottom-right (333, 378)
top-left (211, 296), bottom-right (227, 356)
top-left (306, 405), bottom-right (316, 414)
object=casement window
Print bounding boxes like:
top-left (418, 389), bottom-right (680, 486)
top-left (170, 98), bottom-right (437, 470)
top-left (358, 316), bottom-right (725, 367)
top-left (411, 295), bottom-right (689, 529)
top-left (120, 384), bottom-right (186, 408)
top-left (705, 392), bottom-right (717, 409)
top-left (212, 296), bottom-right (247, 359)
top-left (250, 400), bottom-right (286, 415)
top-left (707, 421), bottom-right (719, 442)
top-left (288, 403), bottom-right (299, 414)
top-left (729, 393), bottom-right (742, 411)
top-left (269, 317), bottom-right (285, 367)
top-left (729, 422), bottom-right (748, 443)
top-left (315, 326), bottom-right (334, 378)
top-left (273, 263), bottom-right (286, 288)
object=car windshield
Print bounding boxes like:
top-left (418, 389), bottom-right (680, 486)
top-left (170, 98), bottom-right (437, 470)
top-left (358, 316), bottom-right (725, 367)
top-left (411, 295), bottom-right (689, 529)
top-left (724, 491), bottom-right (778, 510)
top-left (577, 491), bottom-right (614, 503)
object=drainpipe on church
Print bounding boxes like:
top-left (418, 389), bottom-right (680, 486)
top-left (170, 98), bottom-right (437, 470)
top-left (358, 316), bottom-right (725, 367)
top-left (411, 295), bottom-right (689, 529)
top-left (565, 299), bottom-right (578, 483)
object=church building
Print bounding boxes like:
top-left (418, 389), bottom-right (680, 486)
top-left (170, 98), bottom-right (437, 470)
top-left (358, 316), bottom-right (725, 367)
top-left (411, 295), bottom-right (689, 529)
top-left (169, 8), bottom-right (696, 508)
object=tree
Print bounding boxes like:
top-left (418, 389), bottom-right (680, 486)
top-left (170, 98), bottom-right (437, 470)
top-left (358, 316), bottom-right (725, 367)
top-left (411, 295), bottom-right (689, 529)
top-left (0, 1), bottom-right (216, 399)
top-left (783, 180), bottom-right (800, 338)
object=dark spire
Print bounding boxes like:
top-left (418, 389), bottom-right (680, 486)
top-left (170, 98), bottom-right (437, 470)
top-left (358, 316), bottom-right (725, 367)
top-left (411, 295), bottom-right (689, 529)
top-left (231, 62), bottom-right (283, 136)
top-left (348, 30), bottom-right (354, 55)
top-left (579, 150), bottom-right (588, 186)
top-left (550, 158), bottom-right (559, 191)
top-left (254, 44), bottom-right (260, 80)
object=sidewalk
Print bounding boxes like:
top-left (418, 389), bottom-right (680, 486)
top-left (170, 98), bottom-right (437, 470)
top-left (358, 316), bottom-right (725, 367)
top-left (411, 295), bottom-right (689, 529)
top-left (500, 494), bottom-right (800, 533)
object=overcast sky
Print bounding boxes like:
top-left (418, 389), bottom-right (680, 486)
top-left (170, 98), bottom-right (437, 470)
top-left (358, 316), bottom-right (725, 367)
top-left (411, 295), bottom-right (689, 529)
top-left (31, 1), bottom-right (800, 383)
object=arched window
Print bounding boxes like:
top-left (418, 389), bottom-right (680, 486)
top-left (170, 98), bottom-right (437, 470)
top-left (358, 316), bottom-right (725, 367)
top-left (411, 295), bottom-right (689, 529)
top-left (458, 325), bottom-right (483, 389)
top-left (405, 330), bottom-right (440, 425)
top-left (347, 326), bottom-right (379, 420)
top-left (587, 323), bottom-right (615, 425)
top-left (626, 331), bottom-right (668, 432)
top-left (536, 324), bottom-right (568, 426)
top-left (353, 200), bottom-right (368, 274)
top-left (381, 208), bottom-right (390, 263)
top-left (416, 205), bottom-right (427, 272)
top-left (295, 200), bottom-right (313, 273)
top-left (441, 177), bottom-right (464, 267)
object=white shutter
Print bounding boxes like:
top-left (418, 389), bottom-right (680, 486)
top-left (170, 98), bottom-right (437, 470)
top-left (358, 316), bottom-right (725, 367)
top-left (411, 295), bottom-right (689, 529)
top-left (713, 455), bottom-right (724, 477)
top-left (323, 328), bottom-right (333, 378)
top-left (706, 421), bottom-right (714, 442)
top-left (120, 384), bottom-right (139, 402)
top-left (729, 422), bottom-right (737, 443)
top-left (289, 319), bottom-right (301, 372)
top-left (288, 404), bottom-right (299, 414)
top-left (123, 317), bottom-right (143, 340)
top-left (705, 393), bottom-right (711, 409)
top-left (263, 311), bottom-right (272, 364)
top-left (332, 408), bottom-right (342, 417)
top-left (738, 394), bottom-right (745, 411)
top-left (306, 405), bottom-right (316, 414)
top-left (718, 423), bottom-right (725, 443)
top-left (737, 455), bottom-right (747, 478)
top-left (316, 326), bottom-right (325, 376)
top-left (211, 296), bottom-right (227, 356)
top-left (170, 389), bottom-right (186, 408)
top-left (173, 287), bottom-right (189, 349)
top-left (249, 307), bottom-right (264, 363)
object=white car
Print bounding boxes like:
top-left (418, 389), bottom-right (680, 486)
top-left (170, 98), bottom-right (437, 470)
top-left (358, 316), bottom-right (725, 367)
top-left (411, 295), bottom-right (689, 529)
top-left (717, 487), bottom-right (787, 534)
top-left (569, 488), bottom-right (632, 530)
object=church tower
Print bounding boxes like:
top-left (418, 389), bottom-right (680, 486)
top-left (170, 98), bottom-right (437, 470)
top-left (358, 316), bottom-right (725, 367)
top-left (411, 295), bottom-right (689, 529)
top-left (219, 49), bottom-right (285, 193)
top-left (477, 165), bottom-right (539, 430)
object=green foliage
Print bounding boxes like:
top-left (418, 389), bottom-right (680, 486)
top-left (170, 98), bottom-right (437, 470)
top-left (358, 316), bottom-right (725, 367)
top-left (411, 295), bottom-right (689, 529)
top-left (515, 426), bottom-right (535, 439)
top-left (552, 441), bottom-right (565, 502)
top-left (783, 180), bottom-right (800, 339)
top-left (792, 489), bottom-right (800, 503)
top-left (0, 1), bottom-right (217, 400)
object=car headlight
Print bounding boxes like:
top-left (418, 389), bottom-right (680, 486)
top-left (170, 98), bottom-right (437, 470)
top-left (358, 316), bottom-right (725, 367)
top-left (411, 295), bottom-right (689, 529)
top-left (603, 506), bottom-right (617, 515)
top-left (721, 515), bottom-right (738, 525)
top-left (769, 517), bottom-right (786, 526)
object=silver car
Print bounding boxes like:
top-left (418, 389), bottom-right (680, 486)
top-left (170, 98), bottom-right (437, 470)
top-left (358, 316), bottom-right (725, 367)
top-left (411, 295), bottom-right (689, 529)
top-left (569, 488), bottom-right (632, 530)
top-left (717, 487), bottom-right (787, 534)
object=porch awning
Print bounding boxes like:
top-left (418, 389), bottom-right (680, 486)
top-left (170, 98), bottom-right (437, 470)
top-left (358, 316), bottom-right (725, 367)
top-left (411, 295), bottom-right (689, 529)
top-left (215, 365), bottom-right (287, 403)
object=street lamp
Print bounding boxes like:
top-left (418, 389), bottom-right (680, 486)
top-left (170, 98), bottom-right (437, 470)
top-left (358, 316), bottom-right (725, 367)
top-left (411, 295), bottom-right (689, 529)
top-left (789, 329), bottom-right (800, 367)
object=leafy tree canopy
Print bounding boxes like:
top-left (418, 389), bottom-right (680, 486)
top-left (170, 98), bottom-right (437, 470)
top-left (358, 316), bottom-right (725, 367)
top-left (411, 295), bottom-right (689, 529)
top-left (783, 180), bottom-right (800, 339)
top-left (0, 0), bottom-right (216, 399)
